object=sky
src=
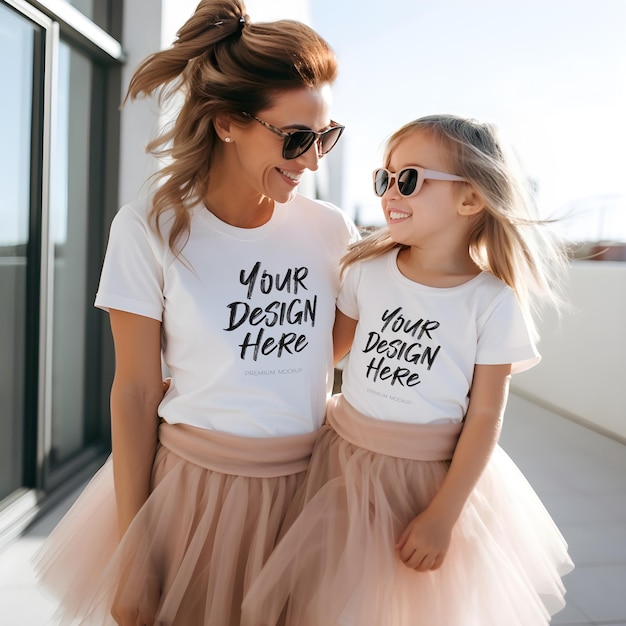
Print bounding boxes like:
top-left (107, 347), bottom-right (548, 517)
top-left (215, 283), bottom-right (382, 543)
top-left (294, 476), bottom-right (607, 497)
top-left (300, 0), bottom-right (626, 240)
top-left (3, 1), bottom-right (624, 245)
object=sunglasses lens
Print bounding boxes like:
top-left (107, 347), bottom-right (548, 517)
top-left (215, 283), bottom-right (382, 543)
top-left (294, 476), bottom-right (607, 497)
top-left (374, 169), bottom-right (389, 196)
top-left (397, 169), bottom-right (418, 196)
top-left (283, 131), bottom-right (315, 159)
top-left (319, 126), bottom-right (344, 156)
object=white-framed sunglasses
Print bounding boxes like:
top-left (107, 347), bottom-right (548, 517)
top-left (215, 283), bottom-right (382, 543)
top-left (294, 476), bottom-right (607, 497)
top-left (373, 166), bottom-right (466, 197)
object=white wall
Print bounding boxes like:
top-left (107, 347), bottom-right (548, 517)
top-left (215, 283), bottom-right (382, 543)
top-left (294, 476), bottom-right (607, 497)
top-left (118, 0), bottom-right (164, 205)
top-left (511, 261), bottom-right (626, 442)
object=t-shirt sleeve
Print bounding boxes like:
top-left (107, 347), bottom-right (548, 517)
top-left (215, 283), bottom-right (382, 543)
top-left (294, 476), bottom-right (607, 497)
top-left (94, 204), bottom-right (165, 321)
top-left (316, 199), bottom-right (361, 246)
top-left (336, 262), bottom-right (361, 320)
top-left (346, 214), bottom-right (361, 245)
top-left (476, 287), bottom-right (540, 374)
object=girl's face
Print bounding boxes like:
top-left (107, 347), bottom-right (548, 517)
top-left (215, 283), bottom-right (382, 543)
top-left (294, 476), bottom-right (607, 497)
top-left (228, 85), bottom-right (336, 204)
top-left (381, 130), bottom-right (471, 249)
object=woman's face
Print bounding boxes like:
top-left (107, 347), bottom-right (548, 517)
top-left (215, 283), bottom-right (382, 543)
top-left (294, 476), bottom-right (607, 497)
top-left (228, 85), bottom-right (336, 203)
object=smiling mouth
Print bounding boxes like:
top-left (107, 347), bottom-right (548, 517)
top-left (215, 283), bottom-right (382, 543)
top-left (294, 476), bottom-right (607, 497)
top-left (278, 168), bottom-right (302, 183)
top-left (388, 210), bottom-right (410, 221)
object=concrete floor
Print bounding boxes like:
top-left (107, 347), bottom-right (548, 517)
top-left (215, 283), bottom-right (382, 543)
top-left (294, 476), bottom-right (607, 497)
top-left (0, 392), bottom-right (625, 625)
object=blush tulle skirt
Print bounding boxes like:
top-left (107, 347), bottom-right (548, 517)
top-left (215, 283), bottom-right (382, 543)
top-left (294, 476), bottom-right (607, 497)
top-left (33, 421), bottom-right (317, 625)
top-left (241, 394), bottom-right (574, 626)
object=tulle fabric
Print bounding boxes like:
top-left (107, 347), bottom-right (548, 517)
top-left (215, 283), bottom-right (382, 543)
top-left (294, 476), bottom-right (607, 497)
top-left (241, 395), bottom-right (574, 626)
top-left (33, 421), bottom-right (317, 625)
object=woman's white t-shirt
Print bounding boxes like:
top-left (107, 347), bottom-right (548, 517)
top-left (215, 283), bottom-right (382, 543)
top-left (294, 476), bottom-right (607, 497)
top-left (95, 194), bottom-right (359, 437)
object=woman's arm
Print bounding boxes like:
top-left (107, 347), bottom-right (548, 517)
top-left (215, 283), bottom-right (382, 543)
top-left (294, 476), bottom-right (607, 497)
top-left (109, 309), bottom-right (164, 538)
top-left (396, 363), bottom-right (511, 570)
top-left (332, 308), bottom-right (357, 365)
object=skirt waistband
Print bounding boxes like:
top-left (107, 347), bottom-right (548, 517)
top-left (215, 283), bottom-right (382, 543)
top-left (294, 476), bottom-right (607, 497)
top-left (326, 395), bottom-right (462, 461)
top-left (158, 422), bottom-right (318, 478)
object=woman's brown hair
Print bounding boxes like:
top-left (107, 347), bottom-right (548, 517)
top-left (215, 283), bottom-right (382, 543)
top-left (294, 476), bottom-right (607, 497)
top-left (125, 0), bottom-right (338, 252)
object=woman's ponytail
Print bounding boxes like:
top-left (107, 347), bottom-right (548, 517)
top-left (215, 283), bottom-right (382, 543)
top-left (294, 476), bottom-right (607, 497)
top-left (125, 0), bottom-right (247, 102)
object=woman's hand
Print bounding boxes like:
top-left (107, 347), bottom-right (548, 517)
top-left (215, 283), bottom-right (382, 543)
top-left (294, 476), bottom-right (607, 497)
top-left (395, 508), bottom-right (453, 571)
top-left (111, 570), bottom-right (161, 625)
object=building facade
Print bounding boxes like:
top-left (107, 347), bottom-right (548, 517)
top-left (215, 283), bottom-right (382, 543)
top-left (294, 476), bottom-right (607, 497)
top-left (1, 0), bottom-right (126, 547)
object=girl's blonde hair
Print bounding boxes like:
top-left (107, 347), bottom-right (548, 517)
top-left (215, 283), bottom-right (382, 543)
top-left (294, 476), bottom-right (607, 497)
top-left (125, 0), bottom-right (338, 252)
top-left (343, 114), bottom-right (568, 329)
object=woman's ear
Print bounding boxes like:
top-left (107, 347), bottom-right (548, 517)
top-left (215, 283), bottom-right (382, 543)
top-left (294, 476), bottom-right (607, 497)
top-left (458, 185), bottom-right (485, 216)
top-left (213, 114), bottom-right (235, 142)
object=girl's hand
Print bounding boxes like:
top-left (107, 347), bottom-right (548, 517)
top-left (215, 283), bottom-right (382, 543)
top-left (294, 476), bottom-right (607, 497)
top-left (395, 508), bottom-right (453, 571)
top-left (395, 364), bottom-right (510, 573)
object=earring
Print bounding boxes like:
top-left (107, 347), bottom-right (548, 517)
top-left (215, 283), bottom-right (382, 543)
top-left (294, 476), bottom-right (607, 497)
top-left (224, 137), bottom-right (232, 143)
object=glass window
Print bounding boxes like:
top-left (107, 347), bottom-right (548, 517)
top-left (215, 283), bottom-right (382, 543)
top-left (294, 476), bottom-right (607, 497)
top-left (48, 40), bottom-right (96, 467)
top-left (0, 3), bottom-right (38, 500)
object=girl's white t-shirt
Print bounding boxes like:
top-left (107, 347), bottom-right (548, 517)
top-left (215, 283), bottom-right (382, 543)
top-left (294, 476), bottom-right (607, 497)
top-left (95, 194), bottom-right (359, 437)
top-left (337, 249), bottom-right (540, 425)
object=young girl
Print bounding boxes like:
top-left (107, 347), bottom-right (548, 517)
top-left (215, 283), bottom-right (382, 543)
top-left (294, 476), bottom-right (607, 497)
top-left (33, 1), bottom-right (357, 624)
top-left (241, 114), bottom-right (574, 626)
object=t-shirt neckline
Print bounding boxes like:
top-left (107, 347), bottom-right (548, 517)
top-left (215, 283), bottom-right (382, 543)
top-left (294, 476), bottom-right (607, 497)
top-left (195, 198), bottom-right (290, 241)
top-left (388, 247), bottom-right (486, 292)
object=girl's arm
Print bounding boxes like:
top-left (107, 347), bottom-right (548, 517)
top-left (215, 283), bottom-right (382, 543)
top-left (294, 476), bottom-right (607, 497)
top-left (396, 363), bottom-right (511, 570)
top-left (332, 308), bottom-right (358, 365)
top-left (109, 309), bottom-right (164, 538)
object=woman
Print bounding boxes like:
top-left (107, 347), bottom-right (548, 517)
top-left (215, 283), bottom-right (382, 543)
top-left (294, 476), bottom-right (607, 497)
top-left (34, 1), bottom-right (357, 624)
